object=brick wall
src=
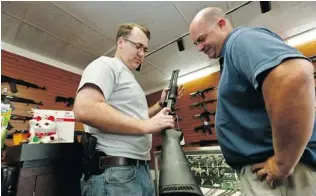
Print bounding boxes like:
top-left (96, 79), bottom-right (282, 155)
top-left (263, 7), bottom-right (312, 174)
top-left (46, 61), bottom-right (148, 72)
top-left (1, 50), bottom-right (84, 140)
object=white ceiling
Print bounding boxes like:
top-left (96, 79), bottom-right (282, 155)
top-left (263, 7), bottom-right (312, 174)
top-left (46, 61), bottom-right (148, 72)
top-left (2, 1), bottom-right (316, 93)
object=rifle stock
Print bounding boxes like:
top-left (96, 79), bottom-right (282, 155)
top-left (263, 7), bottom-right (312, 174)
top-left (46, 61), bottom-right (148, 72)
top-left (189, 86), bottom-right (216, 99)
top-left (193, 110), bottom-right (216, 121)
top-left (194, 122), bottom-right (215, 134)
top-left (189, 99), bottom-right (217, 109)
top-left (55, 96), bottom-right (75, 107)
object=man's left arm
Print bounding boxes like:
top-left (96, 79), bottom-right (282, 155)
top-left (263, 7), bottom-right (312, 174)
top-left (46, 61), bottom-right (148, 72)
top-left (148, 85), bottom-right (184, 118)
top-left (148, 101), bottom-right (163, 118)
top-left (261, 58), bottom-right (315, 177)
top-left (230, 29), bottom-right (315, 183)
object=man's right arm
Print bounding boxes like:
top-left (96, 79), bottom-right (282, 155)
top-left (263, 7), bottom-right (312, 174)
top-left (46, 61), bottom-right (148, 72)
top-left (73, 84), bottom-right (174, 135)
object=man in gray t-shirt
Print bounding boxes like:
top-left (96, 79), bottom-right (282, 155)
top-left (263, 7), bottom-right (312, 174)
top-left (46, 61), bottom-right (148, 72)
top-left (74, 23), bottom-right (183, 196)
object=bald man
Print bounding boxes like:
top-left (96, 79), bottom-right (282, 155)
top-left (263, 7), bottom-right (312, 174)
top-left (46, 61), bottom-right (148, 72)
top-left (190, 7), bottom-right (316, 196)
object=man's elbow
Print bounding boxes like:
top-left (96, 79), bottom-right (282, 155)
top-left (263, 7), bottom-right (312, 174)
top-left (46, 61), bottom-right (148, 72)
top-left (280, 59), bottom-right (314, 89)
top-left (73, 99), bottom-right (89, 123)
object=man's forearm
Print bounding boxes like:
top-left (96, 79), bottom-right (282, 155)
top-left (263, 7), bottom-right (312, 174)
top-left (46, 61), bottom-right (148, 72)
top-left (263, 60), bottom-right (315, 171)
top-left (148, 101), bottom-right (162, 118)
top-left (271, 91), bottom-right (314, 170)
top-left (75, 101), bottom-right (146, 135)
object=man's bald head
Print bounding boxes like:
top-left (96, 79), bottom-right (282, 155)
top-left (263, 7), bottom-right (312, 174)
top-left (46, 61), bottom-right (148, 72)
top-left (189, 7), bottom-right (233, 59)
top-left (192, 7), bottom-right (226, 27)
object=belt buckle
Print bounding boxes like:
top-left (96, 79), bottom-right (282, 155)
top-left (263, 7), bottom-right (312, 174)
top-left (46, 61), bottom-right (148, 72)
top-left (99, 157), bottom-right (106, 170)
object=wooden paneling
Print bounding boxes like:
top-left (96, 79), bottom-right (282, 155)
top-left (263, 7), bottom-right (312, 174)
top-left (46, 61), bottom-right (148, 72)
top-left (1, 50), bottom-right (84, 143)
top-left (296, 40), bottom-right (316, 58)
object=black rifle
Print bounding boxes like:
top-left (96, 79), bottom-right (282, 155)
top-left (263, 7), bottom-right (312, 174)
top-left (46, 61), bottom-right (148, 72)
top-left (159, 69), bottom-right (203, 196)
top-left (10, 114), bottom-right (33, 122)
top-left (190, 99), bottom-right (217, 109)
top-left (1, 75), bottom-right (46, 93)
top-left (194, 122), bottom-right (215, 134)
top-left (6, 123), bottom-right (14, 131)
top-left (194, 109), bottom-right (216, 122)
top-left (189, 86), bottom-right (216, 99)
top-left (1, 94), bottom-right (43, 105)
top-left (161, 70), bottom-right (179, 109)
top-left (55, 96), bottom-right (75, 107)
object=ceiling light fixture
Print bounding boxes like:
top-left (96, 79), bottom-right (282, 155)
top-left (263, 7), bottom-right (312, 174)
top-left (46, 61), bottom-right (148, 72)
top-left (177, 39), bottom-right (185, 51)
top-left (260, 1), bottom-right (271, 13)
top-left (285, 28), bottom-right (316, 47)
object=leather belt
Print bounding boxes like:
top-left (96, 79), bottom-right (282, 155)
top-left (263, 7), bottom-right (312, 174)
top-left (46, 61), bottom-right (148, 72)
top-left (99, 156), bottom-right (148, 169)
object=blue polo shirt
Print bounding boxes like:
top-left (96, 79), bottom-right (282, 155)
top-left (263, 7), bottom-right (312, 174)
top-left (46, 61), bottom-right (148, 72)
top-left (216, 26), bottom-right (316, 170)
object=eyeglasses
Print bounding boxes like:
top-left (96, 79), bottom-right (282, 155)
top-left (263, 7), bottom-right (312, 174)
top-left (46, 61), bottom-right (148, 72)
top-left (123, 38), bottom-right (148, 54)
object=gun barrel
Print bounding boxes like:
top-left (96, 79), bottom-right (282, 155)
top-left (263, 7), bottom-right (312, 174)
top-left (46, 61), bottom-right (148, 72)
top-left (55, 96), bottom-right (67, 102)
top-left (204, 86), bottom-right (216, 91)
top-left (190, 102), bottom-right (200, 108)
top-left (189, 92), bottom-right (197, 96)
top-left (168, 70), bottom-right (179, 101)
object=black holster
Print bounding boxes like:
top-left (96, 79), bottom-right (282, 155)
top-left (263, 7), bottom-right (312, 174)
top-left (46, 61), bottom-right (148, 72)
top-left (1, 165), bottom-right (18, 196)
top-left (81, 133), bottom-right (106, 181)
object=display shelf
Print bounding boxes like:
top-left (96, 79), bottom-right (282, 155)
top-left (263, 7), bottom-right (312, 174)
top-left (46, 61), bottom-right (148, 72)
top-left (154, 146), bottom-right (242, 196)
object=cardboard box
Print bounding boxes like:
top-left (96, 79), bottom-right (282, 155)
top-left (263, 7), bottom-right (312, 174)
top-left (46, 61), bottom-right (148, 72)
top-left (29, 109), bottom-right (75, 143)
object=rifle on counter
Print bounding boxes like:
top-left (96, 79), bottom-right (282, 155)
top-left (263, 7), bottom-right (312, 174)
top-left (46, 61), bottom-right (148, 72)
top-left (189, 86), bottom-right (216, 99)
top-left (1, 94), bottom-right (43, 105)
top-left (189, 99), bottom-right (217, 109)
top-left (194, 122), bottom-right (215, 134)
top-left (193, 109), bottom-right (216, 122)
top-left (1, 75), bottom-right (46, 93)
top-left (10, 114), bottom-right (33, 122)
top-left (55, 96), bottom-right (75, 107)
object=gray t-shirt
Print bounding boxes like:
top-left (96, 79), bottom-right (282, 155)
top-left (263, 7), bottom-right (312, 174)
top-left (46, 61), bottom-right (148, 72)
top-left (77, 56), bottom-right (152, 160)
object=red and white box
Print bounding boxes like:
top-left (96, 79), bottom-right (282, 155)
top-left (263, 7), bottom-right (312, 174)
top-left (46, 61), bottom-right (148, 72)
top-left (29, 109), bottom-right (75, 143)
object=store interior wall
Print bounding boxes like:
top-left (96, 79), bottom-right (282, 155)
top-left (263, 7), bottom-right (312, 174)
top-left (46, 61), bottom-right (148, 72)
top-left (1, 50), bottom-right (84, 146)
top-left (1, 40), bottom-right (315, 168)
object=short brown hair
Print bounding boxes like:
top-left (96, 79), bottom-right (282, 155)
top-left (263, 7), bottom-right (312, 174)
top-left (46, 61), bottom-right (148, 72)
top-left (116, 23), bottom-right (151, 41)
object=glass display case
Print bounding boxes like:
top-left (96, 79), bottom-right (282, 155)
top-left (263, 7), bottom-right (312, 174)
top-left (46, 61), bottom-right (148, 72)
top-left (154, 146), bottom-right (242, 196)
